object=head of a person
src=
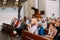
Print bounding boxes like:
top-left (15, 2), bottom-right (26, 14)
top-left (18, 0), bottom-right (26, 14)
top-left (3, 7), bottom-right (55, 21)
top-left (57, 21), bottom-right (60, 26)
top-left (46, 17), bottom-right (48, 19)
top-left (18, 18), bottom-right (22, 23)
top-left (42, 20), bottom-right (45, 23)
top-left (48, 18), bottom-right (52, 23)
top-left (50, 19), bottom-right (56, 25)
top-left (31, 18), bottom-right (37, 25)
top-left (52, 19), bottom-right (56, 24)
top-left (57, 18), bottom-right (60, 25)
top-left (26, 16), bottom-right (30, 19)
top-left (38, 23), bottom-right (42, 28)
top-left (45, 17), bottom-right (48, 21)
top-left (56, 21), bottom-right (59, 27)
top-left (52, 14), bottom-right (55, 16)
top-left (13, 17), bottom-right (17, 21)
top-left (49, 23), bottom-right (54, 30)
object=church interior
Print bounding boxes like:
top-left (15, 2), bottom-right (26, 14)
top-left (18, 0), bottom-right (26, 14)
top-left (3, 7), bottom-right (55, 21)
top-left (0, 0), bottom-right (60, 40)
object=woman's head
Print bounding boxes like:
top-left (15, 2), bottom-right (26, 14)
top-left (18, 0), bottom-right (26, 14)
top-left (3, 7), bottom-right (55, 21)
top-left (51, 19), bottom-right (56, 24)
top-left (31, 18), bottom-right (37, 25)
top-left (49, 23), bottom-right (54, 29)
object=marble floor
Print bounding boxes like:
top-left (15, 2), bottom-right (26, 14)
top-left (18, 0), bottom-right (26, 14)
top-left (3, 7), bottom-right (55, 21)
top-left (0, 31), bottom-right (21, 40)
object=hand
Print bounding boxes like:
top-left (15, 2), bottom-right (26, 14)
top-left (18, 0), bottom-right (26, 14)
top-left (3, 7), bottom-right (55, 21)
top-left (27, 24), bottom-right (31, 28)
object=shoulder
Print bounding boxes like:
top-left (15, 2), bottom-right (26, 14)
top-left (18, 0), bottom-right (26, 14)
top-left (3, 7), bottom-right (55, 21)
top-left (33, 25), bottom-right (38, 27)
top-left (54, 28), bottom-right (57, 32)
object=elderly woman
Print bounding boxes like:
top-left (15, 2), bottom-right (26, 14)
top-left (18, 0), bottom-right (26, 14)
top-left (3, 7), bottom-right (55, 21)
top-left (27, 18), bottom-right (38, 34)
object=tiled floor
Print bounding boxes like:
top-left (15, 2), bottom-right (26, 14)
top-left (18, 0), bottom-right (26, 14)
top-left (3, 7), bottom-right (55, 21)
top-left (0, 31), bottom-right (21, 40)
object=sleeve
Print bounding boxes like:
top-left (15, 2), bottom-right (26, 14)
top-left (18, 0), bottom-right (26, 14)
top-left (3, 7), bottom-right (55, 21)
top-left (28, 25), bottom-right (37, 34)
top-left (40, 27), bottom-right (45, 35)
top-left (52, 29), bottom-right (57, 38)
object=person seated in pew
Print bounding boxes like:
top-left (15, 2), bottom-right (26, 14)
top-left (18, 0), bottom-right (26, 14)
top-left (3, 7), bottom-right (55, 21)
top-left (42, 20), bottom-right (47, 29)
top-left (38, 23), bottom-right (46, 36)
top-left (54, 21), bottom-right (60, 40)
top-left (13, 18), bottom-right (28, 37)
top-left (13, 19), bottom-right (22, 36)
top-left (47, 18), bottom-right (53, 29)
top-left (27, 18), bottom-right (38, 34)
top-left (27, 18), bottom-right (46, 36)
top-left (46, 23), bottom-right (57, 39)
top-left (10, 17), bottom-right (17, 26)
top-left (26, 16), bottom-right (31, 24)
top-left (51, 19), bottom-right (56, 27)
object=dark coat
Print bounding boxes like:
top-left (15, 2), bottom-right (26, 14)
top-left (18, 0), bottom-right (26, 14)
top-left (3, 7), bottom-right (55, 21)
top-left (54, 27), bottom-right (60, 40)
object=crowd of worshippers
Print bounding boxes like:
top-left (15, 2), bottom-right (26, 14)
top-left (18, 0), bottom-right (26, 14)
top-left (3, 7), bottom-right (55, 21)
top-left (10, 16), bottom-right (60, 40)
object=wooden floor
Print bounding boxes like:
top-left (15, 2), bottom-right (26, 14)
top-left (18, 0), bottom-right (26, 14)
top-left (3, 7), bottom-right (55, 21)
top-left (0, 31), bottom-right (21, 40)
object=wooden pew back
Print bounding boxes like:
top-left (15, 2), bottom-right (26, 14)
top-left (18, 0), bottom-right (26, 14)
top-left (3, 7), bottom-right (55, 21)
top-left (21, 30), bottom-right (49, 40)
top-left (2, 23), bottom-right (13, 34)
top-left (2, 23), bottom-right (16, 37)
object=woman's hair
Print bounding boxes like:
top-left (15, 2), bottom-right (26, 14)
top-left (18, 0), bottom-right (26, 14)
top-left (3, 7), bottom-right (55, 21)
top-left (31, 18), bottom-right (37, 25)
top-left (49, 23), bottom-right (54, 26)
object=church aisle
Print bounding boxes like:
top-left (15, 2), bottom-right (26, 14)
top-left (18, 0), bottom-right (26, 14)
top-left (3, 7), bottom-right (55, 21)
top-left (0, 31), bottom-right (21, 40)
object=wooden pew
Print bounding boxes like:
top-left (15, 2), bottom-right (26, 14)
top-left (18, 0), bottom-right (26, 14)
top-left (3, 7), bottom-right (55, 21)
top-left (2, 23), bottom-right (16, 37)
top-left (2, 23), bottom-right (13, 34)
top-left (21, 30), bottom-right (53, 40)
